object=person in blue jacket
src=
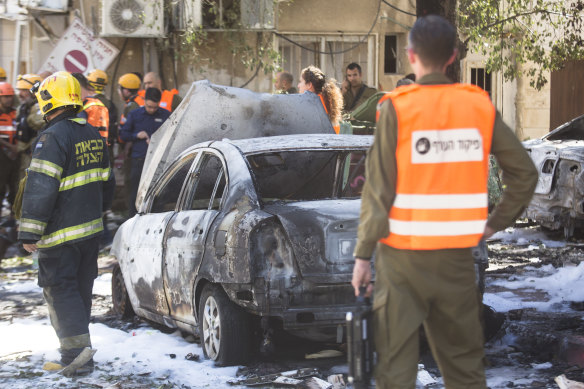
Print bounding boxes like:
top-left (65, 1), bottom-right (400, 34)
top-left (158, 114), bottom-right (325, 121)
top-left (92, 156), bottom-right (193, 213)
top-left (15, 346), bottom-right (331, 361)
top-left (120, 87), bottom-right (170, 217)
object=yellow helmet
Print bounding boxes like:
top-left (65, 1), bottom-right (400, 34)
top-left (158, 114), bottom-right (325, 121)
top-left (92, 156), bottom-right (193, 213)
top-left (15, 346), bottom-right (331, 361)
top-left (87, 69), bottom-right (108, 92)
top-left (118, 73), bottom-right (141, 90)
top-left (35, 71), bottom-right (82, 117)
top-left (16, 74), bottom-right (42, 90)
top-left (0, 67), bottom-right (6, 80)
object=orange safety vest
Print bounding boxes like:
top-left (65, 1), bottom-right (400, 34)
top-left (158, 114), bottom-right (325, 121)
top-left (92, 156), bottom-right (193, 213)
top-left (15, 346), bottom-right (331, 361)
top-left (379, 83), bottom-right (495, 250)
top-left (318, 94), bottom-right (340, 134)
top-left (83, 97), bottom-right (109, 139)
top-left (137, 89), bottom-right (178, 112)
top-left (0, 109), bottom-right (17, 144)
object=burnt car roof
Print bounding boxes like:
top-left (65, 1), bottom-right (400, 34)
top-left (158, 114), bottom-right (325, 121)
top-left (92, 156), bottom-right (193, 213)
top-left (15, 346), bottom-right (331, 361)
top-left (217, 134), bottom-right (373, 154)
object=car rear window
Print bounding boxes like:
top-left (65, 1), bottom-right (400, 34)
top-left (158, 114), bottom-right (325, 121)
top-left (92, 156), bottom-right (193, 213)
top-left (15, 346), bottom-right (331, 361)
top-left (247, 150), bottom-right (366, 202)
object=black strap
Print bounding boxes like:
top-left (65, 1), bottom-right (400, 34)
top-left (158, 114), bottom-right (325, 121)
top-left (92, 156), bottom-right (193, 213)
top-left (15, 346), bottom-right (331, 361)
top-left (348, 84), bottom-right (367, 111)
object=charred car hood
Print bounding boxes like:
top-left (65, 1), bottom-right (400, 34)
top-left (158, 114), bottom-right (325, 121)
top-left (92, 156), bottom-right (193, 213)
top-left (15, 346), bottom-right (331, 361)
top-left (136, 81), bottom-right (334, 212)
top-left (262, 200), bottom-right (361, 280)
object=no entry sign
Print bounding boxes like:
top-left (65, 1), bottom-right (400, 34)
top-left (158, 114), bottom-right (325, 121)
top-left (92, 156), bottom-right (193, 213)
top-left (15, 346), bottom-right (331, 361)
top-left (63, 50), bottom-right (89, 73)
top-left (39, 18), bottom-right (119, 76)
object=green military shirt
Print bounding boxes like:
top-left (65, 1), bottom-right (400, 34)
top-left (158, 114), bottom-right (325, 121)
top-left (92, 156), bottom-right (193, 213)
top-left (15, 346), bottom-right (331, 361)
top-left (343, 84), bottom-right (377, 113)
top-left (354, 73), bottom-right (538, 259)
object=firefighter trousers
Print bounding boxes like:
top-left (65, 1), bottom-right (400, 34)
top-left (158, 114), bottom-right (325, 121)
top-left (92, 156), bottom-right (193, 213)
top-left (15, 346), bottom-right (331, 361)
top-left (38, 236), bottom-right (100, 364)
top-left (372, 243), bottom-right (487, 389)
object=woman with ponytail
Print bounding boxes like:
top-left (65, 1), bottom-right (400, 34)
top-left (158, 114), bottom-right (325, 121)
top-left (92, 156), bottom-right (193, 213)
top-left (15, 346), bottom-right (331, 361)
top-left (297, 65), bottom-right (343, 134)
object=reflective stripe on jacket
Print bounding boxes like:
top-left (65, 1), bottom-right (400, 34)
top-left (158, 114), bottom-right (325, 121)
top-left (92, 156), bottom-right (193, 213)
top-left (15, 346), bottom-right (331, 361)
top-left (83, 97), bottom-right (109, 139)
top-left (379, 83), bottom-right (495, 250)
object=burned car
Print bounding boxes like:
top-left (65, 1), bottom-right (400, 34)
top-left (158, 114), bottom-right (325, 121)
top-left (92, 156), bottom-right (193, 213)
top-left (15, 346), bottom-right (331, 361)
top-left (110, 81), bottom-right (489, 365)
top-left (523, 114), bottom-right (584, 238)
top-left (111, 134), bottom-right (372, 364)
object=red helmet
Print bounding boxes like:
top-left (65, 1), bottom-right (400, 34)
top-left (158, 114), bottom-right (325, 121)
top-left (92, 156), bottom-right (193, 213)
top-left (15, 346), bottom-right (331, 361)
top-left (0, 82), bottom-right (15, 96)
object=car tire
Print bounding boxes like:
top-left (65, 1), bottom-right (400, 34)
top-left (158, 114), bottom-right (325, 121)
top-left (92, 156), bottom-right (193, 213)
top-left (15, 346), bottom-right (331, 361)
top-left (198, 284), bottom-right (252, 365)
top-left (112, 264), bottom-right (134, 319)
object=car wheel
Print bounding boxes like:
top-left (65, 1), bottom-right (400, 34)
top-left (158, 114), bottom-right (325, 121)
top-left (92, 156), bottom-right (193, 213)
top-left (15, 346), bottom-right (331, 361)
top-left (198, 284), bottom-right (252, 365)
top-left (112, 264), bottom-right (134, 319)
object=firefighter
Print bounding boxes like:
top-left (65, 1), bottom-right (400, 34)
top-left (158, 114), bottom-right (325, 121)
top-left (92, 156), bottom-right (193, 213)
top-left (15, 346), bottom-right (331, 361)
top-left (18, 71), bottom-right (115, 374)
top-left (0, 67), bottom-right (6, 82)
top-left (0, 82), bottom-right (17, 213)
top-left (87, 69), bottom-right (118, 153)
top-left (15, 74), bottom-right (44, 181)
top-left (138, 72), bottom-right (182, 112)
top-left (72, 73), bottom-right (109, 140)
top-left (351, 15), bottom-right (538, 388)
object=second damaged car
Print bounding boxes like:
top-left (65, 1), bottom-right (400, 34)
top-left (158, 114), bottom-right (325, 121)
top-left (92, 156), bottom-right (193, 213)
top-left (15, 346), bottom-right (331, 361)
top-left (523, 114), bottom-right (584, 238)
top-left (111, 134), bottom-right (373, 365)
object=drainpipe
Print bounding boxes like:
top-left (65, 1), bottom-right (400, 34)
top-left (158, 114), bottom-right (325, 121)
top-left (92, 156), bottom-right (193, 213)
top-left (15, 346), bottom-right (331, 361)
top-left (12, 19), bottom-right (25, 85)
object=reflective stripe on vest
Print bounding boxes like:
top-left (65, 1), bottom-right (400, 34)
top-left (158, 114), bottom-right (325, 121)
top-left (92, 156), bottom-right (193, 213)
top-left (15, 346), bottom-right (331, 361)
top-left (379, 83), bottom-right (495, 250)
top-left (19, 218), bottom-right (47, 235)
top-left (83, 98), bottom-right (109, 139)
top-left (59, 167), bottom-right (111, 191)
top-left (0, 110), bottom-right (17, 144)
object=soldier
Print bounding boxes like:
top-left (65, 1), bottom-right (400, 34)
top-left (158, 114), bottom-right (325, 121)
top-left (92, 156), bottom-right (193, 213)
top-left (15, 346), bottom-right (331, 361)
top-left (18, 71), bottom-right (115, 374)
top-left (351, 15), bottom-right (538, 388)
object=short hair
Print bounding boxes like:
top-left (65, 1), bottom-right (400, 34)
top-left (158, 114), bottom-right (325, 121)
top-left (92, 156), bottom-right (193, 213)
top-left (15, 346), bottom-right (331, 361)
top-left (408, 15), bottom-right (456, 69)
top-left (71, 73), bottom-right (89, 90)
top-left (132, 72), bottom-right (143, 82)
top-left (396, 77), bottom-right (414, 87)
top-left (279, 71), bottom-right (293, 85)
top-left (145, 87), bottom-right (162, 103)
top-left (346, 63), bottom-right (362, 74)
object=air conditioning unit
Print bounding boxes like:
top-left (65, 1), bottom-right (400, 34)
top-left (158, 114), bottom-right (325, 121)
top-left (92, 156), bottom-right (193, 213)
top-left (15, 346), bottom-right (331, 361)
top-left (101, 0), bottom-right (165, 38)
top-left (171, 0), bottom-right (202, 32)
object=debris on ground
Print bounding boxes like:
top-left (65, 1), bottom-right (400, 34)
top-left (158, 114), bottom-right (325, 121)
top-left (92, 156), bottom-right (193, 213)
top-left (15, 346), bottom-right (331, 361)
top-left (296, 376), bottom-right (333, 389)
top-left (416, 364), bottom-right (437, 387)
top-left (228, 367), bottom-right (320, 386)
top-left (555, 374), bottom-right (584, 389)
top-left (305, 350), bottom-right (344, 359)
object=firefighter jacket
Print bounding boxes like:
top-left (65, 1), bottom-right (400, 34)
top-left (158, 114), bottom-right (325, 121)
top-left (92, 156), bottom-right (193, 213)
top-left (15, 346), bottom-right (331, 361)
top-left (378, 83), bottom-right (494, 250)
top-left (82, 97), bottom-right (109, 139)
top-left (18, 112), bottom-right (115, 249)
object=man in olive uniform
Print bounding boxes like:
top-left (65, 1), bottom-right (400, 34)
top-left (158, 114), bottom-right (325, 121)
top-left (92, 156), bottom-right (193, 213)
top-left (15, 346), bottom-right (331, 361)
top-left (15, 74), bottom-right (44, 181)
top-left (351, 16), bottom-right (538, 388)
top-left (18, 71), bottom-right (115, 374)
top-left (341, 62), bottom-right (377, 113)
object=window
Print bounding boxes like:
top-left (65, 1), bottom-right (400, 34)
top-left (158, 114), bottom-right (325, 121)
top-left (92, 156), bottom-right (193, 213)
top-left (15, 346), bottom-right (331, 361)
top-left (201, 0), bottom-right (273, 29)
top-left (202, 0), bottom-right (239, 28)
top-left (151, 154), bottom-right (196, 213)
top-left (471, 67), bottom-right (492, 97)
top-left (339, 151), bottom-right (367, 198)
top-left (247, 150), bottom-right (367, 202)
top-left (384, 35), bottom-right (397, 74)
top-left (189, 154), bottom-right (226, 210)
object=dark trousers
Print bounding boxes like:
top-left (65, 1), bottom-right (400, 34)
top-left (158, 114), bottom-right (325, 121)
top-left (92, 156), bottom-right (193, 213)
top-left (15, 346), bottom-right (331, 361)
top-left (128, 157), bottom-right (145, 218)
top-left (38, 236), bottom-right (100, 363)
